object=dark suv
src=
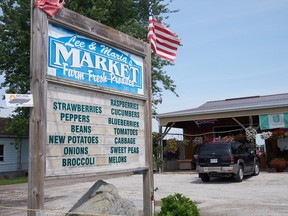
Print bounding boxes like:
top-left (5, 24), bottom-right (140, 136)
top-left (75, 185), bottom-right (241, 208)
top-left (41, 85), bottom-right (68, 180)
top-left (196, 141), bottom-right (260, 182)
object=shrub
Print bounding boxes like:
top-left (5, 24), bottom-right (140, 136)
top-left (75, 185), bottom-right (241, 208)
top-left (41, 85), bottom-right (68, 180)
top-left (157, 193), bottom-right (200, 216)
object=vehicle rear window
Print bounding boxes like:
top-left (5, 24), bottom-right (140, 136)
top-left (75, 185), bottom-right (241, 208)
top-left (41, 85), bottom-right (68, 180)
top-left (231, 142), bottom-right (250, 154)
top-left (199, 143), bottom-right (230, 155)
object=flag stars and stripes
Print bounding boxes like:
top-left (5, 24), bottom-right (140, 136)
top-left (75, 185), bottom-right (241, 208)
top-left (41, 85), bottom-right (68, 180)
top-left (148, 1), bottom-right (180, 62)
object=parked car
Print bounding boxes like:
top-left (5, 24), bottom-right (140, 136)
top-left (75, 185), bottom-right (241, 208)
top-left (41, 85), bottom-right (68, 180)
top-left (196, 141), bottom-right (260, 182)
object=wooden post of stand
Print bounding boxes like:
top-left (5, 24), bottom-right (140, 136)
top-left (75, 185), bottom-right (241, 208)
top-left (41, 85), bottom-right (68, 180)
top-left (143, 43), bottom-right (153, 216)
top-left (159, 125), bottom-right (163, 173)
top-left (28, 1), bottom-right (47, 215)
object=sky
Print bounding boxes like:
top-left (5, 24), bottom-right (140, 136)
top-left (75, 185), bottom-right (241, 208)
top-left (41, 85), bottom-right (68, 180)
top-left (151, 0), bottom-right (288, 134)
top-left (1, 1), bottom-right (288, 135)
top-left (155, 0), bottom-right (288, 115)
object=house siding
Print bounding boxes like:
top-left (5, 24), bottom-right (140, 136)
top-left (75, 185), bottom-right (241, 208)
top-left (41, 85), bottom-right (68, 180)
top-left (0, 138), bottom-right (29, 174)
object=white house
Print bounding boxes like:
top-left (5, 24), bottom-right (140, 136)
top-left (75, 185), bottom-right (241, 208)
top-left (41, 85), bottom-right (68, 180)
top-left (0, 118), bottom-right (29, 177)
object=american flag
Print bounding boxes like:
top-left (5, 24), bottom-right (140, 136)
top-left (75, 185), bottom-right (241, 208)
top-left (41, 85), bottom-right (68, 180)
top-left (147, 1), bottom-right (180, 62)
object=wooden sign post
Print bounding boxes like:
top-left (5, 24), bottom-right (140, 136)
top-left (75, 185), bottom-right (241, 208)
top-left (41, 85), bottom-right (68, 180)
top-left (28, 1), bottom-right (47, 215)
top-left (29, 1), bottom-right (153, 216)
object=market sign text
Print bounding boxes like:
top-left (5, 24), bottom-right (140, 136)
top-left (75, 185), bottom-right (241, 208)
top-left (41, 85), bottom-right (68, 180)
top-left (48, 24), bottom-right (144, 95)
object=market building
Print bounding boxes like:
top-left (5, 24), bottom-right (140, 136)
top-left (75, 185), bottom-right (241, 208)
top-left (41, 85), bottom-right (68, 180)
top-left (156, 93), bottom-right (288, 172)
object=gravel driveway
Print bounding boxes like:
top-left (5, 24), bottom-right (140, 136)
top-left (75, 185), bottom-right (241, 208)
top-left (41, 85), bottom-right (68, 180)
top-left (0, 171), bottom-right (288, 215)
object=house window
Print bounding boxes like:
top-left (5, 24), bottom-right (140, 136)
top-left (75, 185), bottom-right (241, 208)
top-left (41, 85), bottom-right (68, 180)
top-left (0, 145), bottom-right (4, 161)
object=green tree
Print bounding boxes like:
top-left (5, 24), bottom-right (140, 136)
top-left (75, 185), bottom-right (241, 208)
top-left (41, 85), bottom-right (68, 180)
top-left (0, 0), bottom-right (30, 158)
top-left (0, 0), bottom-right (30, 94)
top-left (0, 0), bottom-right (179, 131)
top-left (5, 109), bottom-right (29, 172)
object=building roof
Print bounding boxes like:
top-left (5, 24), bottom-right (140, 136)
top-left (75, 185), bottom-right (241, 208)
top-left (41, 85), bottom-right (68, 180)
top-left (156, 93), bottom-right (288, 126)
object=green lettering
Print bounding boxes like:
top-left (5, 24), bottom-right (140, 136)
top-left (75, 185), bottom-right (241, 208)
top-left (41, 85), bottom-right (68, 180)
top-left (71, 125), bottom-right (92, 133)
top-left (110, 146), bottom-right (127, 154)
top-left (49, 135), bottom-right (65, 144)
top-left (62, 157), bottom-right (95, 167)
top-left (108, 156), bottom-right (127, 164)
top-left (63, 147), bottom-right (88, 155)
top-left (128, 147), bottom-right (139, 154)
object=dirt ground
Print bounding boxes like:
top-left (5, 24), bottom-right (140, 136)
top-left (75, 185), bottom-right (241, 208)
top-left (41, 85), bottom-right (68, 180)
top-left (0, 171), bottom-right (288, 216)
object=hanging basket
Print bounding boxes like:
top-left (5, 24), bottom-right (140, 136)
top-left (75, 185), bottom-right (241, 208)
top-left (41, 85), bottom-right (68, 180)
top-left (166, 138), bottom-right (178, 154)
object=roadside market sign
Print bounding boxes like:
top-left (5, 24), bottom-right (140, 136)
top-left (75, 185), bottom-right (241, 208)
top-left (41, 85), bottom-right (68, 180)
top-left (46, 83), bottom-right (146, 176)
top-left (30, 5), bottom-right (152, 216)
top-left (45, 23), bottom-right (147, 176)
top-left (45, 24), bottom-right (149, 177)
top-left (48, 24), bottom-right (144, 95)
top-left (259, 113), bottom-right (288, 130)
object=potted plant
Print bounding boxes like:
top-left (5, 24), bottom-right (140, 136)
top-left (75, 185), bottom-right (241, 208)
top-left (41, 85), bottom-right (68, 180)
top-left (261, 129), bottom-right (288, 140)
top-left (166, 138), bottom-right (178, 154)
top-left (272, 129), bottom-right (288, 139)
top-left (269, 158), bottom-right (287, 172)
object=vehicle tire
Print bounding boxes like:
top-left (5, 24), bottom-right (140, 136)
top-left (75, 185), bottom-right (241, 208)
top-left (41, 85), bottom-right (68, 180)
top-left (234, 166), bottom-right (244, 182)
top-left (200, 174), bottom-right (210, 182)
top-left (252, 163), bottom-right (260, 176)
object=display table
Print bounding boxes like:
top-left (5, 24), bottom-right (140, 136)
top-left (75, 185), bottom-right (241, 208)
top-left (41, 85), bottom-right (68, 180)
top-left (177, 160), bottom-right (192, 170)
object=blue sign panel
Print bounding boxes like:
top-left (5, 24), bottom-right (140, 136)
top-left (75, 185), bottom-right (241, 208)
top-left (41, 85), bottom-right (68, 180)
top-left (48, 24), bottom-right (144, 95)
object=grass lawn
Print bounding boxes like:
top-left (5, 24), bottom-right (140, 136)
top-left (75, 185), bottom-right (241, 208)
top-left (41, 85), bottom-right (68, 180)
top-left (0, 176), bottom-right (28, 186)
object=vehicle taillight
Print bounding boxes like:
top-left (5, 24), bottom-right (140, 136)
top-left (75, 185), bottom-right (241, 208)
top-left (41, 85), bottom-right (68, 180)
top-left (230, 155), bottom-right (235, 164)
